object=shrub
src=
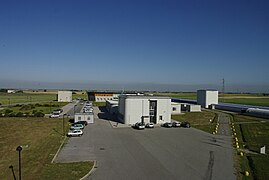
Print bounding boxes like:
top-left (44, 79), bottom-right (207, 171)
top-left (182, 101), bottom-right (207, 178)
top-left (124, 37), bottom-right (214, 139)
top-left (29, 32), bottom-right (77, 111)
top-left (34, 111), bottom-right (44, 117)
top-left (8, 112), bottom-right (16, 117)
top-left (16, 112), bottom-right (24, 117)
top-left (35, 103), bottom-right (41, 107)
top-left (5, 109), bottom-right (13, 114)
top-left (20, 104), bottom-right (34, 111)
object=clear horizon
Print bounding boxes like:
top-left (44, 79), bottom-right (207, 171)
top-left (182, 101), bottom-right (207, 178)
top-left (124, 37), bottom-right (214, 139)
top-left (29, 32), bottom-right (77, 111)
top-left (1, 0), bottom-right (268, 93)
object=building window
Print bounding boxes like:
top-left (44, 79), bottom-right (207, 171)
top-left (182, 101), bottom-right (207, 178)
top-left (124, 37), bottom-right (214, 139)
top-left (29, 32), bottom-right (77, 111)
top-left (87, 117), bottom-right (91, 120)
top-left (78, 117), bottom-right (81, 120)
top-left (173, 107), bottom-right (177, 111)
top-left (159, 116), bottom-right (163, 120)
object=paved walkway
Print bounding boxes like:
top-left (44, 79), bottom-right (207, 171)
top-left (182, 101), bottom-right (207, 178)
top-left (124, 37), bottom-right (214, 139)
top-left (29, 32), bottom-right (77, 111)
top-left (217, 113), bottom-right (232, 136)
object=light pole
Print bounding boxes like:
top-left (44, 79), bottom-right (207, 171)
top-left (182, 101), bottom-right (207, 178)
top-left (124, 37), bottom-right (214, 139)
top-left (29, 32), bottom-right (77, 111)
top-left (73, 105), bottom-right (77, 116)
top-left (16, 146), bottom-right (22, 180)
top-left (9, 165), bottom-right (16, 180)
top-left (62, 114), bottom-right (67, 136)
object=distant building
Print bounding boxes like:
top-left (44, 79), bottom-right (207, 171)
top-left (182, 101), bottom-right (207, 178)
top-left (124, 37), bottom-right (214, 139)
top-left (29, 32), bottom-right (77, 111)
top-left (7, 90), bottom-right (16, 93)
top-left (118, 95), bottom-right (171, 125)
top-left (88, 91), bottom-right (118, 102)
top-left (197, 90), bottom-right (218, 108)
top-left (58, 91), bottom-right (72, 102)
top-left (87, 91), bottom-right (139, 102)
top-left (74, 113), bottom-right (94, 124)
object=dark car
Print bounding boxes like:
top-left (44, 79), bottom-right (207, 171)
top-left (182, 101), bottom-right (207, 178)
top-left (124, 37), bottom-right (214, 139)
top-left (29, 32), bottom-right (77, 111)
top-left (134, 122), bottom-right (145, 130)
top-left (74, 121), bottom-right (88, 127)
top-left (172, 122), bottom-right (181, 127)
top-left (162, 122), bottom-right (172, 128)
top-left (181, 121), bottom-right (191, 128)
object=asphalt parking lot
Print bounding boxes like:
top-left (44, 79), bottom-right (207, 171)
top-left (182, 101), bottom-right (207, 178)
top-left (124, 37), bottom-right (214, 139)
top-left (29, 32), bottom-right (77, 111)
top-left (55, 107), bottom-right (236, 180)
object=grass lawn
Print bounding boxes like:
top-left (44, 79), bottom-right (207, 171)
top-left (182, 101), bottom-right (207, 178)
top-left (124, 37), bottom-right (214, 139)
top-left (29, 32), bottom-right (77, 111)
top-left (0, 102), bottom-right (68, 117)
top-left (0, 91), bottom-right (88, 106)
top-left (92, 102), bottom-right (106, 107)
top-left (0, 117), bottom-right (93, 179)
top-left (0, 92), bottom-right (57, 105)
top-left (219, 98), bottom-right (269, 107)
top-left (151, 92), bottom-right (269, 107)
top-left (231, 114), bottom-right (269, 180)
top-left (172, 110), bottom-right (217, 133)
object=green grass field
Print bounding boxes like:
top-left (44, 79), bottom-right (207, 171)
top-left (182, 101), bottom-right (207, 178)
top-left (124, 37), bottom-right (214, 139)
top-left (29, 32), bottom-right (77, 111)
top-left (172, 111), bottom-right (217, 133)
top-left (154, 92), bottom-right (269, 107)
top-left (0, 92), bottom-right (57, 105)
top-left (0, 91), bottom-right (88, 106)
top-left (231, 114), bottom-right (269, 180)
top-left (0, 117), bottom-right (93, 179)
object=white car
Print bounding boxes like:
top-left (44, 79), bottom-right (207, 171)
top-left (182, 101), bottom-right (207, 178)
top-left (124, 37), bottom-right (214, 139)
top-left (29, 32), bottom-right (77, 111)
top-left (67, 130), bottom-right (83, 137)
top-left (49, 113), bottom-right (60, 118)
top-left (146, 123), bottom-right (154, 128)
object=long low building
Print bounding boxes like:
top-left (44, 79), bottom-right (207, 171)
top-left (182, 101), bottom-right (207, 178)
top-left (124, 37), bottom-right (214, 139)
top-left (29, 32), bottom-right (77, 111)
top-left (74, 113), bottom-right (94, 124)
top-left (118, 95), bottom-right (171, 125)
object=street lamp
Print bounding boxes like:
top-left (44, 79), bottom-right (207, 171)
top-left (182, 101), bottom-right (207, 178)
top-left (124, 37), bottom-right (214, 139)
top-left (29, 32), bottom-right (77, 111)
top-left (9, 165), bottom-right (16, 180)
top-left (62, 114), bottom-right (67, 136)
top-left (73, 105), bottom-right (77, 116)
top-left (16, 146), bottom-right (22, 180)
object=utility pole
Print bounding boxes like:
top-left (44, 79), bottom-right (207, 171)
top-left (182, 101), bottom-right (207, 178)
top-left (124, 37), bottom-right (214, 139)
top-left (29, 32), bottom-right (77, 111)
top-left (222, 78), bottom-right (225, 94)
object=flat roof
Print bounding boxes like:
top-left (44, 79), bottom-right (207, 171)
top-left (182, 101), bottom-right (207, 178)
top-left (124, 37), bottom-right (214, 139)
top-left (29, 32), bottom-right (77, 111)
top-left (120, 95), bottom-right (171, 99)
top-left (75, 112), bottom-right (93, 115)
top-left (106, 100), bottom-right (119, 104)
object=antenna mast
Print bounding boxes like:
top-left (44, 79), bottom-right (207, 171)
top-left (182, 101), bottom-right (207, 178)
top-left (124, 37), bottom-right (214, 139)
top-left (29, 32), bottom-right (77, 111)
top-left (222, 78), bottom-right (225, 94)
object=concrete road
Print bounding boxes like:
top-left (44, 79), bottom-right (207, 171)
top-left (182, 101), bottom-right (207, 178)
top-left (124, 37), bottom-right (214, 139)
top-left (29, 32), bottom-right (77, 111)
top-left (55, 107), bottom-right (236, 180)
top-left (217, 113), bottom-right (232, 136)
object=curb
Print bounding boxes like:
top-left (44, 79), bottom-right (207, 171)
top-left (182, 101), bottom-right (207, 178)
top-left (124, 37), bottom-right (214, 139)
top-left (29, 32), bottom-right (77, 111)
top-left (80, 160), bottom-right (97, 180)
top-left (51, 136), bottom-right (67, 163)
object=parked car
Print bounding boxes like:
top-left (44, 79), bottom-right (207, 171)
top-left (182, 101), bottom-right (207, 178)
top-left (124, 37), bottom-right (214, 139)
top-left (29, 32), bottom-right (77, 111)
top-left (162, 122), bottom-right (172, 128)
top-left (49, 113), bottom-right (60, 118)
top-left (70, 123), bottom-right (84, 130)
top-left (53, 109), bottom-right (63, 114)
top-left (134, 122), bottom-right (145, 130)
top-left (74, 121), bottom-right (88, 126)
top-left (181, 121), bottom-right (191, 128)
top-left (172, 122), bottom-right (181, 127)
top-left (67, 129), bottom-right (83, 137)
top-left (145, 122), bottom-right (154, 128)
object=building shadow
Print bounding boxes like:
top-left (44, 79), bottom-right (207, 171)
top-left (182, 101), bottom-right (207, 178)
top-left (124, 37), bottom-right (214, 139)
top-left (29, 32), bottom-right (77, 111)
top-left (97, 106), bottom-right (119, 123)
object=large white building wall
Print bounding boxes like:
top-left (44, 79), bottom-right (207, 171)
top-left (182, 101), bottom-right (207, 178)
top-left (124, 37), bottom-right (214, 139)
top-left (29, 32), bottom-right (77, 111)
top-left (58, 91), bottom-right (72, 102)
top-left (156, 99), bottom-right (171, 124)
top-left (124, 99), bottom-right (150, 125)
top-left (121, 97), bottom-right (171, 125)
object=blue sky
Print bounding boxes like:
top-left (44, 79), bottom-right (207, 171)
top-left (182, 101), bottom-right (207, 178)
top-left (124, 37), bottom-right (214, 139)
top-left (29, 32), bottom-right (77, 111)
top-left (0, 0), bottom-right (268, 92)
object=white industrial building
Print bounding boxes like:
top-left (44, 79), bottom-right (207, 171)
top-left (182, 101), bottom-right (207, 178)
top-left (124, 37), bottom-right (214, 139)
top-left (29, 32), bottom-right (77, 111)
top-left (197, 90), bottom-right (218, 108)
top-left (7, 90), bottom-right (16, 93)
top-left (58, 91), bottom-right (72, 102)
top-left (74, 113), bottom-right (94, 124)
top-left (186, 104), bottom-right (201, 112)
top-left (118, 95), bottom-right (171, 125)
top-left (171, 102), bottom-right (181, 114)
